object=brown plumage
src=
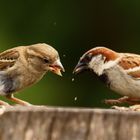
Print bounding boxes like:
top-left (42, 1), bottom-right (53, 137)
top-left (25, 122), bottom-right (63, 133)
top-left (0, 43), bottom-right (64, 106)
top-left (86, 47), bottom-right (119, 61)
top-left (118, 54), bottom-right (140, 70)
top-left (73, 46), bottom-right (140, 111)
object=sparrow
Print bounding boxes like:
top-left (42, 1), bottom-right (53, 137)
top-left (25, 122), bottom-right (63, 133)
top-left (73, 46), bottom-right (140, 111)
top-left (0, 43), bottom-right (64, 106)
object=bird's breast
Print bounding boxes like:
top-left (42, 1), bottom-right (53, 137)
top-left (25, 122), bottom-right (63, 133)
top-left (16, 71), bottom-right (46, 91)
top-left (105, 66), bottom-right (140, 98)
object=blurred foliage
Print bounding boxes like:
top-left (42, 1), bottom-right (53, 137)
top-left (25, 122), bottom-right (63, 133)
top-left (0, 0), bottom-right (140, 107)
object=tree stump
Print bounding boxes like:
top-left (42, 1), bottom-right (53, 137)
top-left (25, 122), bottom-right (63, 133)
top-left (0, 106), bottom-right (140, 140)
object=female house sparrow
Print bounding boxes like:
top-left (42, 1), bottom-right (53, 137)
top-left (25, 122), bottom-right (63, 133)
top-left (0, 43), bottom-right (64, 106)
top-left (73, 47), bottom-right (140, 111)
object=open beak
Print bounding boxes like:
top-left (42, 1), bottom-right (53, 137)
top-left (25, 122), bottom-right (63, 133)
top-left (73, 61), bottom-right (88, 74)
top-left (49, 59), bottom-right (65, 76)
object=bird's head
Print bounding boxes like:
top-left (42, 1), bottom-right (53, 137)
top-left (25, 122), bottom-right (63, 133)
top-left (27, 43), bottom-right (65, 76)
top-left (73, 47), bottom-right (119, 76)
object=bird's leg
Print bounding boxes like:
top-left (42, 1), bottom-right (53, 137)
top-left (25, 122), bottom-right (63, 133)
top-left (104, 96), bottom-right (140, 105)
top-left (112, 98), bottom-right (140, 111)
top-left (6, 94), bottom-right (32, 106)
top-left (127, 98), bottom-right (140, 102)
top-left (104, 96), bottom-right (130, 104)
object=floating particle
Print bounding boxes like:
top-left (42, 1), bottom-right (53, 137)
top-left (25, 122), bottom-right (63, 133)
top-left (72, 78), bottom-right (75, 82)
top-left (53, 22), bottom-right (56, 26)
top-left (63, 54), bottom-right (66, 57)
top-left (74, 97), bottom-right (77, 101)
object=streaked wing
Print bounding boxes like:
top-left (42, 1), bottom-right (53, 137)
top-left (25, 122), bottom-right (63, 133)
top-left (118, 53), bottom-right (140, 79)
top-left (0, 50), bottom-right (19, 70)
top-left (127, 69), bottom-right (140, 79)
top-left (119, 53), bottom-right (140, 70)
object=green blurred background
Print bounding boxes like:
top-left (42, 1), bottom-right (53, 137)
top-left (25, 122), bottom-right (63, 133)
top-left (0, 0), bottom-right (140, 108)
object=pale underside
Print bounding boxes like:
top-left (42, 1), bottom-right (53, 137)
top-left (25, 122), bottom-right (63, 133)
top-left (105, 53), bottom-right (140, 98)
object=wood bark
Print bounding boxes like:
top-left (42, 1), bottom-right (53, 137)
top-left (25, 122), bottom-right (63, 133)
top-left (0, 106), bottom-right (140, 140)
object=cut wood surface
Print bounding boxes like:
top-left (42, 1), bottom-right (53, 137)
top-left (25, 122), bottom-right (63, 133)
top-left (0, 106), bottom-right (140, 140)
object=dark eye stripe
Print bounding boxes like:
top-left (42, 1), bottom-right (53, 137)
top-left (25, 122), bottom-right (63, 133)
top-left (81, 53), bottom-right (93, 63)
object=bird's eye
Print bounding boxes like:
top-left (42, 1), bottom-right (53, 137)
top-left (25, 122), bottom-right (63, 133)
top-left (82, 53), bottom-right (92, 63)
top-left (43, 58), bottom-right (50, 63)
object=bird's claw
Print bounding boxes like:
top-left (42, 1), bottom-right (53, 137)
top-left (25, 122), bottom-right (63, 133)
top-left (111, 106), bottom-right (130, 111)
top-left (112, 105), bottom-right (140, 111)
top-left (129, 105), bottom-right (140, 111)
top-left (104, 99), bottom-right (121, 105)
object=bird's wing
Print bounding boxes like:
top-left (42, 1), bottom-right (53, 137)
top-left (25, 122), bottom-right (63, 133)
top-left (0, 50), bottom-right (19, 70)
top-left (126, 69), bottom-right (140, 79)
top-left (118, 53), bottom-right (140, 79)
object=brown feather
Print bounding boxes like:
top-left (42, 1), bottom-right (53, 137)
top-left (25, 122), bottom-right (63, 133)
top-left (117, 53), bottom-right (140, 79)
top-left (127, 70), bottom-right (140, 79)
top-left (87, 47), bottom-right (119, 61)
top-left (0, 50), bottom-right (19, 70)
top-left (0, 50), bottom-right (19, 60)
top-left (119, 54), bottom-right (140, 70)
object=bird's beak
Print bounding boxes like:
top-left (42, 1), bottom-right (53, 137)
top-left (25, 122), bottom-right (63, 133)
top-left (73, 61), bottom-right (88, 74)
top-left (49, 59), bottom-right (65, 76)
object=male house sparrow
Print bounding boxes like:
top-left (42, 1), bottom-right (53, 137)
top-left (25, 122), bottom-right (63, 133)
top-left (73, 47), bottom-right (140, 111)
top-left (0, 43), bottom-right (64, 106)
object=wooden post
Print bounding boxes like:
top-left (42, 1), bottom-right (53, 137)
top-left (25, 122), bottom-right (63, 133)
top-left (0, 106), bottom-right (140, 140)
